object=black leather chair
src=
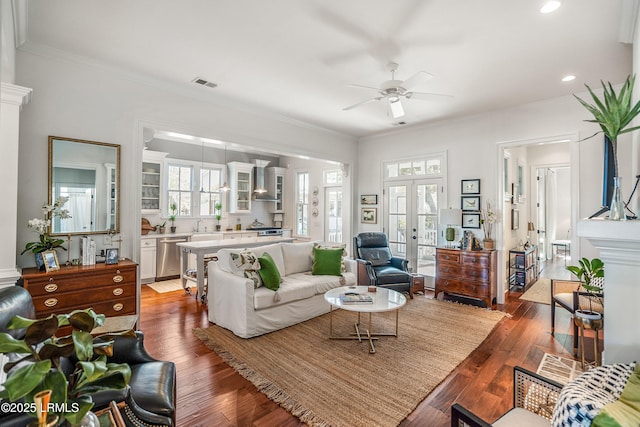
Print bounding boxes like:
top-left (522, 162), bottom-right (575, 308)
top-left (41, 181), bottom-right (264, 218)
top-left (353, 232), bottom-right (413, 297)
top-left (0, 286), bottom-right (176, 427)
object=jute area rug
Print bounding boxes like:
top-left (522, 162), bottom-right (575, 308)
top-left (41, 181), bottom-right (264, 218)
top-left (519, 278), bottom-right (551, 305)
top-left (194, 297), bottom-right (507, 427)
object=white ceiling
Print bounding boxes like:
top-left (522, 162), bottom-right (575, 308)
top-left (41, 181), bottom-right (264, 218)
top-left (21, 0), bottom-right (634, 137)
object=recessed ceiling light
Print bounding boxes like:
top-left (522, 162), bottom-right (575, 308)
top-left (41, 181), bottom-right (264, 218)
top-left (562, 75), bottom-right (576, 82)
top-left (540, 1), bottom-right (561, 14)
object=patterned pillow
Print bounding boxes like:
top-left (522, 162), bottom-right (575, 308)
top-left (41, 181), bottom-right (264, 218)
top-left (229, 250), bottom-right (263, 288)
top-left (551, 363), bottom-right (634, 426)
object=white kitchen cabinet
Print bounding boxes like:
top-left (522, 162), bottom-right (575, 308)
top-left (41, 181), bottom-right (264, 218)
top-left (228, 162), bottom-right (255, 213)
top-left (140, 238), bottom-right (157, 284)
top-left (266, 166), bottom-right (286, 213)
top-left (141, 151), bottom-right (168, 213)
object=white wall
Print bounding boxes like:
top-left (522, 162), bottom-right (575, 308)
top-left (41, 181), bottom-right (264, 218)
top-left (15, 49), bottom-right (358, 267)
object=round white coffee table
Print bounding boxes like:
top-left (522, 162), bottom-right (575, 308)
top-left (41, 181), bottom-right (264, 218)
top-left (324, 286), bottom-right (407, 353)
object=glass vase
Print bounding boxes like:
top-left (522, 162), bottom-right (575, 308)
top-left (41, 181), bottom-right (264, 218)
top-left (609, 176), bottom-right (625, 220)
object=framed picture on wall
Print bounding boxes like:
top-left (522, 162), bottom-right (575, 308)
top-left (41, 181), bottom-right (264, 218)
top-left (360, 194), bottom-right (378, 205)
top-left (361, 208), bottom-right (377, 224)
top-left (462, 213), bottom-right (481, 229)
top-left (511, 208), bottom-right (520, 230)
top-left (461, 196), bottom-right (481, 211)
top-left (461, 179), bottom-right (481, 195)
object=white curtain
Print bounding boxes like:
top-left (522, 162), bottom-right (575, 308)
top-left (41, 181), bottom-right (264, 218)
top-left (545, 169), bottom-right (558, 260)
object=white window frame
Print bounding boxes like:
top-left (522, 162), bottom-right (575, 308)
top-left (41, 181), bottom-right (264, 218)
top-left (296, 171), bottom-right (309, 237)
top-left (165, 159), bottom-right (224, 218)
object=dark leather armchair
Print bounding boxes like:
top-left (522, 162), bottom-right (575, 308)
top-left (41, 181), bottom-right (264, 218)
top-left (354, 232), bottom-right (413, 298)
top-left (0, 286), bottom-right (176, 427)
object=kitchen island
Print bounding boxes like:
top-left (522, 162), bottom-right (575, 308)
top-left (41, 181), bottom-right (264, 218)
top-left (177, 236), bottom-right (295, 302)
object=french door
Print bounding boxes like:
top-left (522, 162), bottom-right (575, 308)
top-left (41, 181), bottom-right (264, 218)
top-left (384, 179), bottom-right (442, 286)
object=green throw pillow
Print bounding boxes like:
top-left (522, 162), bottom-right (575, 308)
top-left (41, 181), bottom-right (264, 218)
top-left (312, 247), bottom-right (343, 276)
top-left (258, 252), bottom-right (281, 291)
top-left (593, 363), bottom-right (640, 427)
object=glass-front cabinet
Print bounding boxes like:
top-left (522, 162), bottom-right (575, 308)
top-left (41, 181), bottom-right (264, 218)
top-left (266, 166), bottom-right (286, 213)
top-left (141, 151), bottom-right (168, 213)
top-left (228, 161), bottom-right (255, 213)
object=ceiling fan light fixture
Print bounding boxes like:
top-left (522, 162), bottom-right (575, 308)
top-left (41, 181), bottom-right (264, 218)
top-left (540, 1), bottom-right (561, 14)
top-left (389, 98), bottom-right (404, 118)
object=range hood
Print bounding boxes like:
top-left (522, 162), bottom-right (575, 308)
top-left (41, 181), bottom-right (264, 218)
top-left (252, 159), bottom-right (278, 201)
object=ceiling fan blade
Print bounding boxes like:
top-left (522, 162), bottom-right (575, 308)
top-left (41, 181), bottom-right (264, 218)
top-left (343, 97), bottom-right (383, 111)
top-left (402, 71), bottom-right (434, 91)
top-left (346, 83), bottom-right (381, 92)
top-left (407, 91), bottom-right (454, 100)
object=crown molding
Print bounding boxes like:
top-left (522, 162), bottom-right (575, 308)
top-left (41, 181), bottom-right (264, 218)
top-left (0, 82), bottom-right (32, 108)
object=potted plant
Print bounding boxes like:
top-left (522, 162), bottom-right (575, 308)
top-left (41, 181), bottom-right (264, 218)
top-left (566, 257), bottom-right (604, 327)
top-left (168, 202), bottom-right (178, 233)
top-left (21, 197), bottom-right (72, 270)
top-left (0, 308), bottom-right (132, 425)
top-left (214, 202), bottom-right (223, 231)
top-left (480, 201), bottom-right (496, 250)
top-left (574, 75), bottom-right (640, 219)
top-left (156, 221), bottom-right (166, 234)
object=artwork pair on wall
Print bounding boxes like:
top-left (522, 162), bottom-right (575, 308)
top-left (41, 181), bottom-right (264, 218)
top-left (360, 194), bottom-right (378, 223)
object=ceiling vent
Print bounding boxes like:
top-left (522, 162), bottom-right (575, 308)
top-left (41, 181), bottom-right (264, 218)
top-left (393, 121), bottom-right (408, 126)
top-left (192, 77), bottom-right (218, 89)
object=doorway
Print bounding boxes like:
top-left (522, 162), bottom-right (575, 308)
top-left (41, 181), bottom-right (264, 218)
top-left (536, 165), bottom-right (572, 269)
top-left (384, 178), bottom-right (442, 288)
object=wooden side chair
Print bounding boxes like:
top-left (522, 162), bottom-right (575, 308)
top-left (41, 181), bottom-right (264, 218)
top-left (550, 278), bottom-right (604, 354)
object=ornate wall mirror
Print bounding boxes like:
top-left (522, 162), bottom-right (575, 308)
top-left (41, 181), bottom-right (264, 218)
top-left (48, 136), bottom-right (120, 235)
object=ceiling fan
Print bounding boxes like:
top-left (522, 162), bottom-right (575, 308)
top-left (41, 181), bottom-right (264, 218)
top-left (342, 62), bottom-right (452, 118)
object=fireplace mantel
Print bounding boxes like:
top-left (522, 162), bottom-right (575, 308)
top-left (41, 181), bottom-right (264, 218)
top-left (577, 219), bottom-right (640, 364)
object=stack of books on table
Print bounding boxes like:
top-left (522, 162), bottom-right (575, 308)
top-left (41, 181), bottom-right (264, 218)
top-left (339, 292), bottom-right (373, 304)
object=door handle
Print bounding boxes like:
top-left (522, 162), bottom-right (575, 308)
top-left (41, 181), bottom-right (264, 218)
top-left (412, 235), bottom-right (417, 240)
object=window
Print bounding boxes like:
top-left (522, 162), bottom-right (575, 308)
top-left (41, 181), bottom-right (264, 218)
top-left (167, 164), bottom-right (193, 216)
top-left (296, 172), bottom-right (309, 236)
top-left (199, 167), bottom-right (222, 216)
top-left (324, 169), bottom-right (343, 242)
top-left (385, 155), bottom-right (442, 179)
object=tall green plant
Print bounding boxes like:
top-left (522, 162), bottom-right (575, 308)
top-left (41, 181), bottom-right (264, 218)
top-left (566, 257), bottom-right (604, 313)
top-left (574, 75), bottom-right (640, 176)
top-left (0, 309), bottom-right (132, 425)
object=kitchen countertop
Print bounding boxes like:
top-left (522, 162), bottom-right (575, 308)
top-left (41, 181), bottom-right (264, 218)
top-left (141, 229), bottom-right (291, 238)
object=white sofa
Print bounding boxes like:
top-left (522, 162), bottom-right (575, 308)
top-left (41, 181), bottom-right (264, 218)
top-left (208, 241), bottom-right (357, 338)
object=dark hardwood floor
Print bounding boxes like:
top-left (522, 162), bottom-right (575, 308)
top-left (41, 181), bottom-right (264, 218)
top-left (138, 256), bottom-right (593, 426)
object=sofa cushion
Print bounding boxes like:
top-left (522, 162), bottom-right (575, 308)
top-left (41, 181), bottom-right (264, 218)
top-left (253, 276), bottom-right (316, 309)
top-left (312, 247), bottom-right (344, 276)
top-left (287, 271), bottom-right (357, 295)
top-left (281, 242), bottom-right (315, 275)
top-left (258, 252), bottom-right (282, 291)
top-left (253, 243), bottom-right (286, 277)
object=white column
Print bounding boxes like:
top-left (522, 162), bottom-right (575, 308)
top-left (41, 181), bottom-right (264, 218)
top-left (0, 82), bottom-right (31, 287)
top-left (577, 219), bottom-right (640, 364)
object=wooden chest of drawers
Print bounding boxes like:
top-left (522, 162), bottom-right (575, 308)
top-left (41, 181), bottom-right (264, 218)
top-left (21, 260), bottom-right (138, 319)
top-left (435, 248), bottom-right (496, 308)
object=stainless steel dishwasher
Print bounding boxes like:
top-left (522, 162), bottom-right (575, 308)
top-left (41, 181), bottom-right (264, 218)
top-left (156, 236), bottom-right (188, 280)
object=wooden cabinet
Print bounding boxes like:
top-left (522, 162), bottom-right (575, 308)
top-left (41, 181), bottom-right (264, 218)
top-left (21, 260), bottom-right (138, 319)
top-left (266, 166), bottom-right (286, 213)
top-left (435, 248), bottom-right (497, 308)
top-left (227, 162), bottom-right (255, 213)
top-left (508, 245), bottom-right (538, 290)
